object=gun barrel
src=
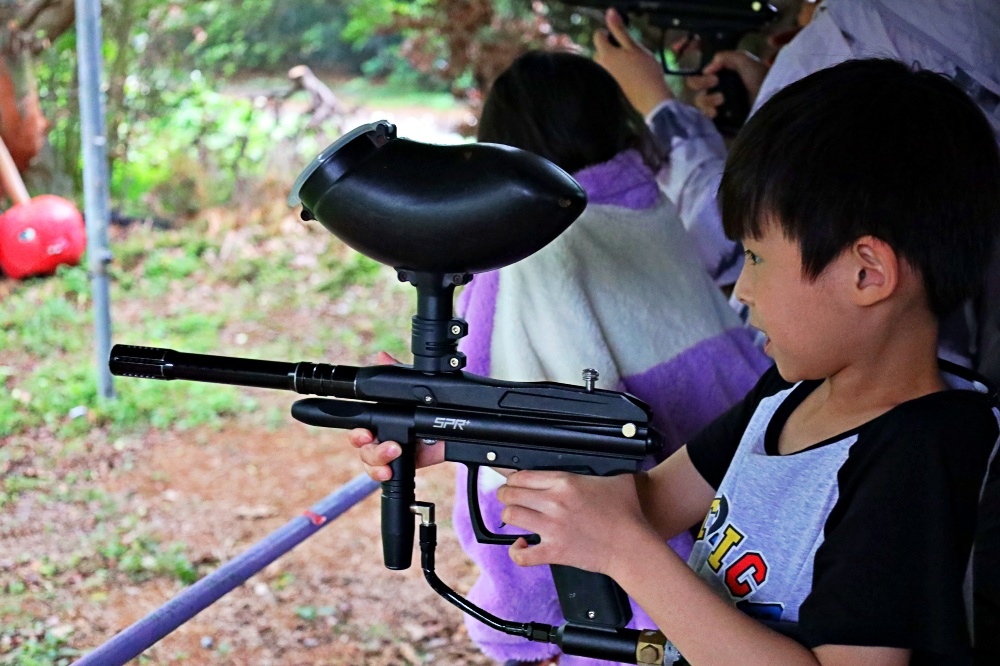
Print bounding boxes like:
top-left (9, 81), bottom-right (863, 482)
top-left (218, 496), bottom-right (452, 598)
top-left (108, 344), bottom-right (359, 397)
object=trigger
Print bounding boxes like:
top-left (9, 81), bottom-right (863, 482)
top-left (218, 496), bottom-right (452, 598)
top-left (466, 464), bottom-right (540, 546)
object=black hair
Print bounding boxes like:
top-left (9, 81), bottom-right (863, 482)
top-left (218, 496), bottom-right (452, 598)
top-left (720, 58), bottom-right (1000, 318)
top-left (477, 50), bottom-right (661, 174)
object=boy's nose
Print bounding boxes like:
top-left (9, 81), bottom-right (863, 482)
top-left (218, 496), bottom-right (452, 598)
top-left (733, 265), bottom-right (752, 306)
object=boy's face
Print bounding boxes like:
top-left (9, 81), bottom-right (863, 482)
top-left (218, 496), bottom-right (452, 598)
top-left (733, 222), bottom-right (859, 383)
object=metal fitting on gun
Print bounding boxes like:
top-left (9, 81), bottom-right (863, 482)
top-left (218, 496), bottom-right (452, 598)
top-left (636, 629), bottom-right (670, 665)
top-left (411, 501), bottom-right (435, 525)
top-left (582, 368), bottom-right (599, 392)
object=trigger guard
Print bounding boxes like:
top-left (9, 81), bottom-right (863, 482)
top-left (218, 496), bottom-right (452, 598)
top-left (467, 464), bottom-right (541, 546)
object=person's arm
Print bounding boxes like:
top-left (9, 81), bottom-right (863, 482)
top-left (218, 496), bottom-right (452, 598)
top-left (498, 466), bottom-right (909, 666)
top-left (635, 445), bottom-right (715, 540)
top-left (592, 10), bottom-right (741, 285)
top-left (646, 98), bottom-right (742, 285)
top-left (592, 8), bottom-right (673, 117)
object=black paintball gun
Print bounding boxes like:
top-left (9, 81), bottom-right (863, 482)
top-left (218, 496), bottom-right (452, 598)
top-left (109, 121), bottom-right (679, 665)
top-left (566, 0), bottom-right (779, 135)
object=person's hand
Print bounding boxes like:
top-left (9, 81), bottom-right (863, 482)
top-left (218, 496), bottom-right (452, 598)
top-left (686, 50), bottom-right (768, 119)
top-left (348, 429), bottom-right (446, 481)
top-left (346, 351), bottom-right (446, 481)
top-left (496, 471), bottom-right (654, 575)
top-left (593, 8), bottom-right (673, 117)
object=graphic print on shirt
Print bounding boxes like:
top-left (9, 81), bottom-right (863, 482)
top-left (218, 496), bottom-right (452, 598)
top-left (695, 494), bottom-right (783, 621)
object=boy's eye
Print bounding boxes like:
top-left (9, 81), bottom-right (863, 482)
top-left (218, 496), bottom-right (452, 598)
top-left (743, 249), bottom-right (761, 265)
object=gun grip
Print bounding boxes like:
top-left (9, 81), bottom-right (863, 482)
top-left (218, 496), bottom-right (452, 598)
top-left (375, 418), bottom-right (417, 570)
top-left (382, 446), bottom-right (416, 569)
top-left (551, 564), bottom-right (633, 628)
top-left (466, 464), bottom-right (540, 546)
top-left (710, 68), bottom-right (751, 137)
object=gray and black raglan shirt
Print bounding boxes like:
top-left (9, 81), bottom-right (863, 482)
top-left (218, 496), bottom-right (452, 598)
top-left (686, 363), bottom-right (1000, 662)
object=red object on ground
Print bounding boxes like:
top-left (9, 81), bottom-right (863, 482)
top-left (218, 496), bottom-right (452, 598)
top-left (0, 194), bottom-right (86, 279)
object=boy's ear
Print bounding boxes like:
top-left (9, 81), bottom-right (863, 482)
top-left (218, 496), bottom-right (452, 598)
top-left (849, 235), bottom-right (898, 306)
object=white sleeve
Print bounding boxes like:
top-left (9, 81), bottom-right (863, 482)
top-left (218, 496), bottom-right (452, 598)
top-left (646, 100), bottom-right (743, 286)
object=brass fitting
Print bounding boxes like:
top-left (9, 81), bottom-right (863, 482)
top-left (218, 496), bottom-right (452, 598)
top-left (636, 629), bottom-right (668, 664)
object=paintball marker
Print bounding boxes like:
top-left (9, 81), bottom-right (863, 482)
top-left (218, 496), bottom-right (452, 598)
top-left (109, 121), bottom-right (679, 664)
top-left (567, 0), bottom-right (779, 135)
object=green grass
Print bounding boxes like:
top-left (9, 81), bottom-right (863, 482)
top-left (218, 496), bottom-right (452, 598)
top-left (1, 207), bottom-right (409, 444)
top-left (0, 622), bottom-right (79, 666)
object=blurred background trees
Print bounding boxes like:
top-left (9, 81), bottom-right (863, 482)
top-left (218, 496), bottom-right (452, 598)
top-left (7, 0), bottom-right (796, 220)
top-left (16, 0), bottom-right (590, 221)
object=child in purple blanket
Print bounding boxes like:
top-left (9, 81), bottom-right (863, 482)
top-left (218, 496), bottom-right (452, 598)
top-left (360, 51), bottom-right (769, 666)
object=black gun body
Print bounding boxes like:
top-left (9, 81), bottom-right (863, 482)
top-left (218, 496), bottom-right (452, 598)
top-left (290, 397), bottom-right (651, 473)
top-left (110, 345), bottom-right (659, 570)
top-left (110, 345), bottom-right (650, 423)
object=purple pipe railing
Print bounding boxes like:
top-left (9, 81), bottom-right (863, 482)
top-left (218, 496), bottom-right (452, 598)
top-left (73, 473), bottom-right (380, 666)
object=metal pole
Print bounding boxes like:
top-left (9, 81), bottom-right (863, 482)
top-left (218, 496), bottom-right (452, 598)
top-left (74, 0), bottom-right (115, 399)
top-left (73, 474), bottom-right (380, 666)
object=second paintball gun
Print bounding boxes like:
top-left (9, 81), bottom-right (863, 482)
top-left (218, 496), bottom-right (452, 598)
top-left (567, 0), bottom-right (779, 135)
top-left (110, 121), bottom-right (679, 664)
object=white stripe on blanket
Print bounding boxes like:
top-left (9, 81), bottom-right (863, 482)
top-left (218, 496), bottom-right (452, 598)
top-left (491, 196), bottom-right (745, 387)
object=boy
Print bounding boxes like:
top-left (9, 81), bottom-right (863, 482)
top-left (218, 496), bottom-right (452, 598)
top-left (353, 59), bottom-right (1000, 664)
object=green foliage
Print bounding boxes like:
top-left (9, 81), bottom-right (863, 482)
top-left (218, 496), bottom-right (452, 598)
top-left (294, 605), bottom-right (335, 622)
top-left (0, 622), bottom-right (79, 666)
top-left (162, 0), bottom-right (372, 76)
top-left (0, 257), bottom-right (256, 439)
top-left (342, 0), bottom-right (588, 99)
top-left (34, 1), bottom-right (373, 213)
top-left (112, 81), bottom-right (308, 217)
top-left (317, 253), bottom-right (382, 297)
top-left (97, 532), bottom-right (199, 585)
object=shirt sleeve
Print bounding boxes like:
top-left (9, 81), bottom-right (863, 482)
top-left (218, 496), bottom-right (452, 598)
top-left (798, 396), bottom-right (1000, 658)
top-left (646, 100), bottom-right (743, 287)
top-left (686, 364), bottom-right (784, 488)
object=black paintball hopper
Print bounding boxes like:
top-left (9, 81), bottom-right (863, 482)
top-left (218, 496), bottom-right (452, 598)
top-left (288, 120), bottom-right (587, 274)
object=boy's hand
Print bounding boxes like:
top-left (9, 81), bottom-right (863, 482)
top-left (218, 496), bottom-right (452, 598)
top-left (593, 8), bottom-right (673, 117)
top-left (348, 429), bottom-right (445, 481)
top-left (686, 50), bottom-right (768, 119)
top-left (347, 350), bottom-right (446, 481)
top-left (496, 470), bottom-right (654, 575)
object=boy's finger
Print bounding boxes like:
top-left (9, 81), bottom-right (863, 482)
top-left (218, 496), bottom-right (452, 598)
top-left (705, 91), bottom-right (725, 108)
top-left (497, 485), bottom-right (561, 516)
top-left (604, 7), bottom-right (635, 49)
top-left (365, 464), bottom-right (392, 482)
top-left (509, 537), bottom-right (545, 567)
top-left (375, 351), bottom-right (398, 365)
top-left (686, 73), bottom-right (719, 92)
top-left (505, 469), bottom-right (565, 490)
top-left (593, 29), bottom-right (611, 56)
top-left (359, 441), bottom-right (401, 466)
top-left (500, 504), bottom-right (548, 535)
top-left (694, 100), bottom-right (718, 119)
top-left (346, 428), bottom-right (375, 448)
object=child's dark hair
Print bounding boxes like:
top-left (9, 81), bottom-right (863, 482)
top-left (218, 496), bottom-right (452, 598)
top-left (478, 50), bottom-right (661, 174)
top-left (721, 58), bottom-right (1000, 318)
